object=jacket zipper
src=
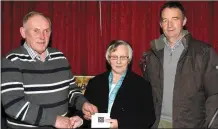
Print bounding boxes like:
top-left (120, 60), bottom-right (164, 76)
top-left (208, 108), bottom-right (218, 128)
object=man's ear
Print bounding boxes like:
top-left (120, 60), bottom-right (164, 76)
top-left (160, 22), bottom-right (163, 28)
top-left (20, 27), bottom-right (26, 39)
top-left (183, 17), bottom-right (187, 26)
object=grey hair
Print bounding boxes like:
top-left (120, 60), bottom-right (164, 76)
top-left (22, 11), bottom-right (52, 29)
top-left (105, 40), bottom-right (133, 63)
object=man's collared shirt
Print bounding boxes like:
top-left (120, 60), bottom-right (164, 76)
top-left (163, 37), bottom-right (183, 54)
top-left (24, 43), bottom-right (50, 62)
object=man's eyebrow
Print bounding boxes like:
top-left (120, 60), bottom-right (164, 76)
top-left (161, 18), bottom-right (167, 21)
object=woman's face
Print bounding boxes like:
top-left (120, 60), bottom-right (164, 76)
top-left (109, 45), bottom-right (129, 75)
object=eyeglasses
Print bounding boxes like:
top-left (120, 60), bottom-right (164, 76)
top-left (109, 56), bottom-right (129, 61)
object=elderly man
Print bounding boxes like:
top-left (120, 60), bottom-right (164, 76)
top-left (1, 11), bottom-right (98, 129)
top-left (140, 1), bottom-right (218, 128)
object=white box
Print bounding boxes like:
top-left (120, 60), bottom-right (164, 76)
top-left (91, 113), bottom-right (111, 128)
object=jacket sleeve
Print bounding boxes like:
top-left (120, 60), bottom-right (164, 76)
top-left (139, 51), bottom-right (151, 82)
top-left (78, 79), bottom-right (96, 128)
top-left (117, 79), bottom-right (156, 129)
top-left (83, 78), bottom-right (94, 102)
top-left (68, 69), bottom-right (87, 111)
top-left (1, 58), bottom-right (57, 126)
top-left (137, 80), bottom-right (156, 128)
top-left (204, 47), bottom-right (218, 128)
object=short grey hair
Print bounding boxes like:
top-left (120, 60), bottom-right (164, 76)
top-left (105, 40), bottom-right (133, 63)
top-left (22, 11), bottom-right (52, 29)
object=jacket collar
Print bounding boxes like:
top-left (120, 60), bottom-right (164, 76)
top-left (150, 30), bottom-right (192, 58)
top-left (106, 68), bottom-right (131, 79)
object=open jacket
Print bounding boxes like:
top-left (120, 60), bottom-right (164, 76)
top-left (140, 31), bottom-right (218, 128)
top-left (82, 70), bottom-right (155, 129)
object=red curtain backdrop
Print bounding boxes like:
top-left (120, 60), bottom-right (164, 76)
top-left (2, 1), bottom-right (218, 76)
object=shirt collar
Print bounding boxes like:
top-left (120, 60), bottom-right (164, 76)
top-left (23, 42), bottom-right (50, 61)
top-left (163, 37), bottom-right (183, 52)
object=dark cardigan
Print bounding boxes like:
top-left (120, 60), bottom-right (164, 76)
top-left (82, 70), bottom-right (155, 129)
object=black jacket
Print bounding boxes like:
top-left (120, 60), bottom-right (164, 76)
top-left (82, 70), bottom-right (155, 129)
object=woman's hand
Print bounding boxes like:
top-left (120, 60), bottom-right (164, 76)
top-left (105, 119), bottom-right (118, 129)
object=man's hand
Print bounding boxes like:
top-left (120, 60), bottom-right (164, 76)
top-left (82, 102), bottom-right (98, 120)
top-left (105, 119), bottom-right (118, 129)
top-left (54, 116), bottom-right (73, 129)
top-left (70, 116), bottom-right (83, 128)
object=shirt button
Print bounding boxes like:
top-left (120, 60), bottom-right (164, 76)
top-left (121, 108), bottom-right (125, 112)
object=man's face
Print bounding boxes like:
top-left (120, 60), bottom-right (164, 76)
top-left (160, 8), bottom-right (187, 41)
top-left (20, 15), bottom-right (51, 55)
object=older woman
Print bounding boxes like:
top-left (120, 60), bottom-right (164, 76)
top-left (83, 40), bottom-right (155, 129)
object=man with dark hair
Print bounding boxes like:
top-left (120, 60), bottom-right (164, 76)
top-left (140, 1), bottom-right (218, 128)
top-left (1, 11), bottom-right (98, 129)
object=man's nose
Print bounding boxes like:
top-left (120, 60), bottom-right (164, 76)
top-left (39, 32), bottom-right (45, 40)
top-left (167, 20), bottom-right (173, 28)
